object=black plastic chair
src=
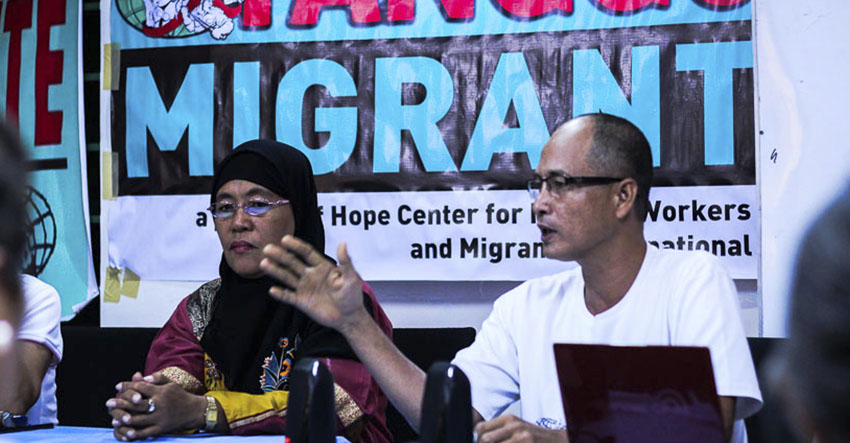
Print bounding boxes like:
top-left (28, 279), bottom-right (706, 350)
top-left (287, 358), bottom-right (336, 443)
top-left (56, 326), bottom-right (160, 427)
top-left (419, 362), bottom-right (472, 443)
top-left (388, 328), bottom-right (476, 442)
top-left (745, 337), bottom-right (795, 443)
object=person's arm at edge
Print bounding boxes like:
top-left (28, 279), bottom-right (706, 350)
top-left (0, 339), bottom-right (52, 414)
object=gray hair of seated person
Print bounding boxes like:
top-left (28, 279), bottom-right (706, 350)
top-left (0, 121), bottom-right (28, 312)
top-left (783, 185), bottom-right (850, 442)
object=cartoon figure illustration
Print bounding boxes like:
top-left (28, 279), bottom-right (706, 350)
top-left (142, 0), bottom-right (183, 30)
top-left (184, 0), bottom-right (243, 39)
top-left (117, 0), bottom-right (250, 39)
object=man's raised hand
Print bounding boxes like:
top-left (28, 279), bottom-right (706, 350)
top-left (261, 235), bottom-right (370, 333)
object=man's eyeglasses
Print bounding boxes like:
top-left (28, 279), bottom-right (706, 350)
top-left (527, 173), bottom-right (623, 199)
top-left (207, 199), bottom-right (290, 218)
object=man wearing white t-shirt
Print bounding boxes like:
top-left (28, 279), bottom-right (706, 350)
top-left (0, 275), bottom-right (63, 427)
top-left (260, 113), bottom-right (762, 442)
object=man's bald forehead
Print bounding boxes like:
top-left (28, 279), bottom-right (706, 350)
top-left (550, 115), bottom-right (594, 141)
top-left (545, 116), bottom-right (594, 155)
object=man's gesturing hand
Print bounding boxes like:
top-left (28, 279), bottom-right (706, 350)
top-left (261, 235), bottom-right (369, 333)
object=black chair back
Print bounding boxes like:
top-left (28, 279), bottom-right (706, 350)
top-left (745, 337), bottom-right (795, 443)
top-left (389, 327), bottom-right (476, 442)
top-left (287, 358), bottom-right (336, 443)
top-left (56, 326), bottom-right (160, 427)
top-left (419, 362), bottom-right (472, 443)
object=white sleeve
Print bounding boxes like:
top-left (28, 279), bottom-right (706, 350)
top-left (451, 293), bottom-right (520, 420)
top-left (668, 254), bottom-right (762, 420)
top-left (18, 275), bottom-right (63, 365)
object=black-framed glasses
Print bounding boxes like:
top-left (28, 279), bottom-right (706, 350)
top-left (527, 173), bottom-right (623, 199)
top-left (207, 199), bottom-right (290, 218)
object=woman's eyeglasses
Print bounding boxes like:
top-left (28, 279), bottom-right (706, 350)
top-left (527, 173), bottom-right (623, 199)
top-left (207, 199), bottom-right (290, 218)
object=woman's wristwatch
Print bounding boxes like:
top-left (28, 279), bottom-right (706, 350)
top-left (203, 396), bottom-right (218, 432)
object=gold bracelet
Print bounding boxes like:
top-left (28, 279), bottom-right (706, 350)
top-left (204, 396), bottom-right (218, 432)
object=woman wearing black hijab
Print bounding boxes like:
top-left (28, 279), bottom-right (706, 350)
top-left (107, 140), bottom-right (393, 442)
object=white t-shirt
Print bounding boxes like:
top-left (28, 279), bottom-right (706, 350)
top-left (18, 275), bottom-right (63, 425)
top-left (453, 244), bottom-right (762, 442)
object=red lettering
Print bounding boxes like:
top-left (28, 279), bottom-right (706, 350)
top-left (698, 0), bottom-right (747, 6)
top-left (289, 0), bottom-right (381, 25)
top-left (437, 0), bottom-right (475, 20)
top-left (386, 0), bottom-right (414, 21)
top-left (386, 0), bottom-right (474, 22)
top-left (241, 0), bottom-right (271, 27)
top-left (592, 0), bottom-right (668, 13)
top-left (493, 0), bottom-right (572, 19)
top-left (3, 0), bottom-right (34, 129)
top-left (35, 0), bottom-right (65, 146)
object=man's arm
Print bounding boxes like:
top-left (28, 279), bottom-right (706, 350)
top-left (337, 307), bottom-right (427, 432)
top-left (719, 396), bottom-right (735, 442)
top-left (261, 236), bottom-right (428, 432)
top-left (0, 340), bottom-right (52, 414)
top-left (668, 254), bottom-right (760, 439)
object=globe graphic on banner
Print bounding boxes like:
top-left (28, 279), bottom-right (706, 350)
top-left (24, 187), bottom-right (57, 277)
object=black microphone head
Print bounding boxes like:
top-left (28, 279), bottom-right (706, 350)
top-left (287, 358), bottom-right (336, 443)
top-left (420, 362), bottom-right (472, 443)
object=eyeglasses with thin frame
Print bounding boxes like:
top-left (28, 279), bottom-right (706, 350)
top-left (527, 173), bottom-right (624, 199)
top-left (207, 199), bottom-right (290, 218)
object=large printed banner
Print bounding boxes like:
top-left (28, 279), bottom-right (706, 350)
top-left (102, 0), bottom-right (757, 322)
top-left (1, 0), bottom-right (97, 318)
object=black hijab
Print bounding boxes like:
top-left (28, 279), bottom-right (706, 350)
top-left (200, 140), bottom-right (357, 394)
